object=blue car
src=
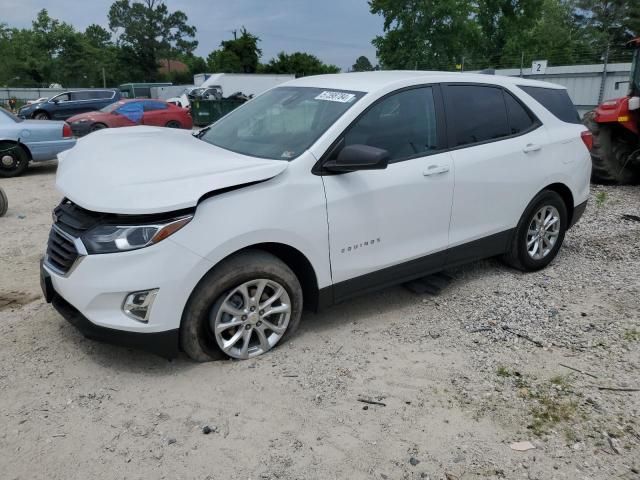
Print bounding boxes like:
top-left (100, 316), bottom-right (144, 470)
top-left (18, 89), bottom-right (121, 121)
top-left (0, 108), bottom-right (76, 177)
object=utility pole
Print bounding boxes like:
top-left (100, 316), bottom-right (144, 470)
top-left (102, 67), bottom-right (106, 88)
top-left (231, 29), bottom-right (237, 40)
top-left (520, 52), bottom-right (524, 78)
top-left (461, 56), bottom-right (465, 72)
top-left (598, 43), bottom-right (610, 104)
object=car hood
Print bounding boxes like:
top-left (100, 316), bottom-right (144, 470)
top-left (56, 126), bottom-right (289, 214)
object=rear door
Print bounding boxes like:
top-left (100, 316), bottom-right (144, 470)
top-left (443, 84), bottom-right (548, 257)
top-left (141, 101), bottom-right (170, 126)
top-left (321, 85), bottom-right (454, 301)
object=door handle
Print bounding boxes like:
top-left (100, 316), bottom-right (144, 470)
top-left (523, 143), bottom-right (542, 153)
top-left (423, 164), bottom-right (450, 176)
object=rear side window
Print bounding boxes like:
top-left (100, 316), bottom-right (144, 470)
top-left (446, 85), bottom-right (509, 146)
top-left (518, 86), bottom-right (580, 124)
top-left (342, 86), bottom-right (439, 162)
top-left (504, 91), bottom-right (536, 134)
top-left (95, 91), bottom-right (115, 99)
top-left (71, 91), bottom-right (93, 101)
top-left (143, 101), bottom-right (167, 111)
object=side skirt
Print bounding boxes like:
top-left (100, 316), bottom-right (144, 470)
top-left (318, 229), bottom-right (513, 309)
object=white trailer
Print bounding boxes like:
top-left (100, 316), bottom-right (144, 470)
top-left (199, 73), bottom-right (295, 97)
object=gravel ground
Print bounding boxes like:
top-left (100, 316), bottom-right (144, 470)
top-left (0, 162), bottom-right (639, 480)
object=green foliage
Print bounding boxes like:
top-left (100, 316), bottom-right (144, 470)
top-left (207, 28), bottom-right (262, 73)
top-left (108, 0), bottom-right (198, 81)
top-left (370, 0), bottom-right (640, 70)
top-left (261, 52), bottom-right (340, 76)
top-left (370, 0), bottom-right (482, 70)
top-left (352, 56), bottom-right (374, 72)
top-left (595, 191), bottom-right (608, 206)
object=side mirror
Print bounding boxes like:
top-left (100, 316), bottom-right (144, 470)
top-left (324, 144), bottom-right (389, 173)
top-left (52, 99), bottom-right (59, 104)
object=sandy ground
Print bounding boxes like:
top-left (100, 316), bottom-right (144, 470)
top-left (0, 161), bottom-right (639, 480)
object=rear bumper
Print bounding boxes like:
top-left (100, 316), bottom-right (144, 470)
top-left (569, 200), bottom-right (587, 228)
top-left (27, 139), bottom-right (76, 161)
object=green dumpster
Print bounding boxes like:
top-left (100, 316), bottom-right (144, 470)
top-left (190, 99), bottom-right (246, 127)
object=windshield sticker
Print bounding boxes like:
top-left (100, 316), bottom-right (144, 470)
top-left (315, 91), bottom-right (356, 103)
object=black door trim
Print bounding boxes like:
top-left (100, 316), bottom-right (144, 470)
top-left (317, 228), bottom-right (513, 309)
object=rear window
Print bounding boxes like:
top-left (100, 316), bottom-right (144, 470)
top-left (518, 86), bottom-right (581, 124)
top-left (446, 85), bottom-right (510, 146)
top-left (504, 91), bottom-right (536, 134)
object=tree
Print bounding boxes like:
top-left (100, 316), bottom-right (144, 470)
top-left (574, 0), bottom-right (639, 48)
top-left (261, 52), bottom-right (340, 76)
top-left (207, 28), bottom-right (262, 73)
top-left (370, 0), bottom-right (482, 70)
top-left (108, 0), bottom-right (197, 81)
top-left (352, 56), bottom-right (374, 71)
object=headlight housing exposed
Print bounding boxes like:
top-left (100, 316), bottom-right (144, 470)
top-left (82, 215), bottom-right (192, 254)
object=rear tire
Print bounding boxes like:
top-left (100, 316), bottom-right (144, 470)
top-left (584, 111), bottom-right (640, 184)
top-left (165, 120), bottom-right (181, 128)
top-left (180, 250), bottom-right (303, 362)
top-left (90, 123), bottom-right (107, 133)
top-left (0, 142), bottom-right (29, 178)
top-left (33, 111), bottom-right (50, 120)
top-left (502, 190), bottom-right (568, 272)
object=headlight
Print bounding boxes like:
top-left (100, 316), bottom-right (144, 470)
top-left (82, 215), bottom-right (192, 254)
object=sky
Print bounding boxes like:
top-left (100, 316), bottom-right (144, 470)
top-left (0, 0), bottom-right (384, 70)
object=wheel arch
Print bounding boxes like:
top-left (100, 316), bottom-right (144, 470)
top-left (541, 182), bottom-right (574, 225)
top-left (184, 242), bottom-right (322, 318)
top-left (0, 139), bottom-right (32, 160)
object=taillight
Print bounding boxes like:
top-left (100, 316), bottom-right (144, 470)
top-left (580, 130), bottom-right (593, 151)
top-left (62, 123), bottom-right (73, 139)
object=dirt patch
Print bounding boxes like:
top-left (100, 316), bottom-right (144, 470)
top-left (0, 290), bottom-right (40, 312)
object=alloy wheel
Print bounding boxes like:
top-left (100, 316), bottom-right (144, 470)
top-left (526, 205), bottom-right (561, 260)
top-left (211, 279), bottom-right (291, 359)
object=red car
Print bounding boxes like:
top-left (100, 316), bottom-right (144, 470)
top-left (67, 99), bottom-right (192, 137)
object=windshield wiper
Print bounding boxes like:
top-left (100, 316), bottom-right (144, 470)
top-left (193, 126), bottom-right (211, 139)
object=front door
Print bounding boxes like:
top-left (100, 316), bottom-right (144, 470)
top-left (321, 86), bottom-right (454, 302)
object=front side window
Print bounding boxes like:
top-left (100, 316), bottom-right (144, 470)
top-left (446, 85), bottom-right (510, 146)
top-left (51, 93), bottom-right (71, 103)
top-left (200, 87), bottom-right (365, 160)
top-left (340, 87), bottom-right (439, 162)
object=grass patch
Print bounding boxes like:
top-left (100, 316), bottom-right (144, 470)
top-left (497, 366), bottom-right (511, 377)
top-left (595, 191), bottom-right (607, 207)
top-left (529, 393), bottom-right (578, 436)
top-left (624, 328), bottom-right (639, 341)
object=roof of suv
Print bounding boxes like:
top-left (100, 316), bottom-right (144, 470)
top-left (285, 71), bottom-right (565, 94)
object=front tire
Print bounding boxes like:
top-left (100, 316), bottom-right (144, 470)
top-left (502, 190), bottom-right (568, 271)
top-left (33, 111), bottom-right (50, 120)
top-left (165, 120), bottom-right (181, 128)
top-left (180, 250), bottom-right (303, 361)
top-left (0, 187), bottom-right (7, 217)
top-left (90, 123), bottom-right (107, 133)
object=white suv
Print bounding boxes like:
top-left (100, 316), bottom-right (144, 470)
top-left (41, 71), bottom-right (592, 361)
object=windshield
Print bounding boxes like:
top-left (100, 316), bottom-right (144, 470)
top-left (101, 101), bottom-right (126, 113)
top-left (199, 86), bottom-right (365, 160)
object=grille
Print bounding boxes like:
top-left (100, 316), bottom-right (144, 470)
top-left (45, 199), bottom-right (102, 275)
top-left (46, 227), bottom-right (79, 274)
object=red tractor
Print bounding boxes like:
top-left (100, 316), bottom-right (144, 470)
top-left (584, 38), bottom-right (640, 184)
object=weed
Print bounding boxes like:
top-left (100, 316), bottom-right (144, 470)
top-left (497, 366), bottom-right (511, 377)
top-left (624, 328), bottom-right (639, 341)
top-left (595, 191), bottom-right (607, 207)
